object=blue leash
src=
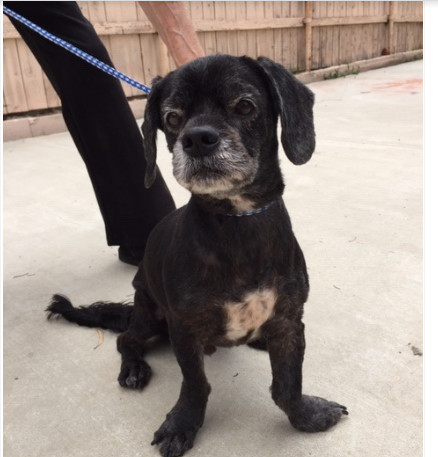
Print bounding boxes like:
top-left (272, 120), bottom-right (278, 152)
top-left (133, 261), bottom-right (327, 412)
top-left (3, 5), bottom-right (151, 95)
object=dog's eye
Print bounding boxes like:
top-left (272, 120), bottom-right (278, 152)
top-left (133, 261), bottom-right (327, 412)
top-left (165, 111), bottom-right (183, 129)
top-left (234, 99), bottom-right (255, 116)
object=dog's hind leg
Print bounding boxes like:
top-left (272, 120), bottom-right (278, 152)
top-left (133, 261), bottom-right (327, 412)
top-left (267, 318), bottom-right (348, 432)
top-left (117, 288), bottom-right (167, 390)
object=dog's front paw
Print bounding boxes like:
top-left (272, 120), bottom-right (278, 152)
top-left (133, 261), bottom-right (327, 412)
top-left (118, 360), bottom-right (151, 389)
top-left (288, 395), bottom-right (348, 432)
top-left (151, 413), bottom-right (202, 457)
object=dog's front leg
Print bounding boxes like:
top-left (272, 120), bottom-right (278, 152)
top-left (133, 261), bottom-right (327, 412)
top-left (268, 319), bottom-right (348, 432)
top-left (152, 324), bottom-right (211, 457)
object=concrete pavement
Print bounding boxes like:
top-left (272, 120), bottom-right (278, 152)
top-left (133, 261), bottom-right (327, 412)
top-left (3, 60), bottom-right (423, 457)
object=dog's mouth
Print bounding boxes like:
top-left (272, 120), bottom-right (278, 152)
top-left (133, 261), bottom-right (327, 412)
top-left (171, 140), bottom-right (258, 195)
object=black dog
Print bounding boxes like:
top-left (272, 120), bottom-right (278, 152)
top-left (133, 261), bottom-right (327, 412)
top-left (47, 54), bottom-right (347, 457)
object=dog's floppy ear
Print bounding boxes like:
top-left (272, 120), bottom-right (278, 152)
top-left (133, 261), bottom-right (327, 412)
top-left (257, 57), bottom-right (315, 165)
top-left (142, 76), bottom-right (164, 188)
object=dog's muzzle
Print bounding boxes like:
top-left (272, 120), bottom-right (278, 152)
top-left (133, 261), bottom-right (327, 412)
top-left (172, 123), bottom-right (258, 196)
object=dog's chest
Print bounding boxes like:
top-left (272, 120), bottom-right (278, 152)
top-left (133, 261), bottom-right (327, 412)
top-left (223, 289), bottom-right (277, 342)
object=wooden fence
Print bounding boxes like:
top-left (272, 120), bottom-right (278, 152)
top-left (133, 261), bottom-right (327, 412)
top-left (3, 1), bottom-right (423, 117)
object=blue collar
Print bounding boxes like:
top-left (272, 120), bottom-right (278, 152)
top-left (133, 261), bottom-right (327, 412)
top-left (227, 201), bottom-right (276, 217)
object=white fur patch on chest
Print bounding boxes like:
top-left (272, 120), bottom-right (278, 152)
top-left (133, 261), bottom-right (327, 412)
top-left (224, 289), bottom-right (277, 341)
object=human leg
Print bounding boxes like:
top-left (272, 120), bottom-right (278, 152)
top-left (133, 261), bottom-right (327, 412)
top-left (6, 1), bottom-right (176, 257)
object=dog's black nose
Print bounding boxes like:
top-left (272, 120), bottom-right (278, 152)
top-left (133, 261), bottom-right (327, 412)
top-left (182, 126), bottom-right (220, 157)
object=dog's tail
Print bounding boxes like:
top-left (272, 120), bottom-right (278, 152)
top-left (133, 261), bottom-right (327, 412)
top-left (46, 294), bottom-right (133, 333)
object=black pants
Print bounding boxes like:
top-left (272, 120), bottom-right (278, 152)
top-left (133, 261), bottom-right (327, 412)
top-left (5, 1), bottom-right (176, 247)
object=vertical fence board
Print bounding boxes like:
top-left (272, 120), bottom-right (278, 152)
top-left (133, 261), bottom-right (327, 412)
top-left (259, 2), bottom-right (275, 58)
top-left (394, 3), bottom-right (402, 54)
top-left (202, 2), bottom-right (217, 56)
top-left (327, 2), bottom-right (335, 66)
top-left (361, 2), bottom-right (370, 60)
top-left (281, 1), bottom-right (292, 70)
top-left (188, 2), bottom-right (205, 54)
top-left (320, 1), bottom-right (329, 68)
top-left (331, 1), bottom-right (340, 66)
top-left (289, 1), bottom-right (301, 72)
top-left (3, 39), bottom-right (29, 113)
top-left (311, 2), bottom-right (321, 69)
top-left (296, 1), bottom-right (306, 71)
top-left (15, 39), bottom-right (49, 111)
top-left (235, 2), bottom-right (248, 56)
top-left (224, 2), bottom-right (238, 56)
top-left (245, 2), bottom-right (257, 58)
top-left (369, 1), bottom-right (379, 56)
top-left (139, 33), bottom-right (160, 82)
top-left (406, 3), bottom-right (416, 51)
top-left (104, 2), bottom-right (140, 97)
top-left (272, 2), bottom-right (283, 64)
top-left (213, 2), bottom-right (228, 54)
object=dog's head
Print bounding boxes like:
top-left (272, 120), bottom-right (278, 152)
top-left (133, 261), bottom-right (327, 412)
top-left (142, 55), bottom-right (315, 202)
